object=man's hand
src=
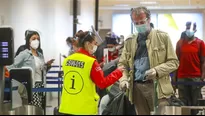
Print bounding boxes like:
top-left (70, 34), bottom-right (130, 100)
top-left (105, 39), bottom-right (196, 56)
top-left (119, 81), bottom-right (129, 91)
top-left (145, 68), bottom-right (157, 80)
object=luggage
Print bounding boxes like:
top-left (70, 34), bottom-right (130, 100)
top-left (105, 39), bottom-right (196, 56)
top-left (97, 59), bottom-right (119, 99)
top-left (102, 92), bottom-right (136, 115)
top-left (167, 95), bottom-right (185, 106)
top-left (107, 82), bottom-right (120, 99)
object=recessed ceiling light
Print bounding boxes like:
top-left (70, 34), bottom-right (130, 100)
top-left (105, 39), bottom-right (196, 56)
top-left (140, 2), bottom-right (157, 5)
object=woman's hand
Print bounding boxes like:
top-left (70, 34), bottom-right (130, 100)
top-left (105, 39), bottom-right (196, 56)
top-left (46, 59), bottom-right (55, 66)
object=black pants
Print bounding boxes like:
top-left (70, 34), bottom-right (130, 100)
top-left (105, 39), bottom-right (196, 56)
top-left (178, 78), bottom-right (202, 115)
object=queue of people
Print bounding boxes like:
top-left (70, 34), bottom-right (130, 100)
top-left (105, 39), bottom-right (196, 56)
top-left (3, 5), bottom-right (205, 115)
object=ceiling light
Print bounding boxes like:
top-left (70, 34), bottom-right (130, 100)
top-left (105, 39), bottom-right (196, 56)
top-left (140, 2), bottom-right (157, 5)
top-left (114, 4), bottom-right (129, 7)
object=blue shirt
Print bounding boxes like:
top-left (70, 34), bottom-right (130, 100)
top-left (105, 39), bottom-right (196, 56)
top-left (134, 33), bottom-right (150, 81)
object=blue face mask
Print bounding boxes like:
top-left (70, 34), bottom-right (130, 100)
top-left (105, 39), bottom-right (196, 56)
top-left (135, 23), bottom-right (148, 34)
top-left (185, 30), bottom-right (195, 38)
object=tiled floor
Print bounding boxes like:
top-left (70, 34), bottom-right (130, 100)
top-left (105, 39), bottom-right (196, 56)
top-left (45, 87), bottom-right (205, 115)
top-left (9, 85), bottom-right (205, 115)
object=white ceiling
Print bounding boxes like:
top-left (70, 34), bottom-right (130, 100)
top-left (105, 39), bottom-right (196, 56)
top-left (99, 0), bottom-right (205, 10)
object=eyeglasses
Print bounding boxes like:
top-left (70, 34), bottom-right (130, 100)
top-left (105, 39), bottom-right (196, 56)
top-left (133, 18), bottom-right (148, 25)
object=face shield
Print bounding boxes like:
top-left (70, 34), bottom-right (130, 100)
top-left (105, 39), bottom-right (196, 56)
top-left (91, 26), bottom-right (103, 45)
top-left (185, 22), bottom-right (197, 38)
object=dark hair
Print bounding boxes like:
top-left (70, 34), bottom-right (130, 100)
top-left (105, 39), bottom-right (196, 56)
top-left (130, 6), bottom-right (151, 21)
top-left (25, 30), bottom-right (30, 37)
top-left (76, 31), bottom-right (95, 48)
top-left (66, 37), bottom-right (73, 44)
top-left (25, 31), bottom-right (41, 50)
top-left (75, 30), bottom-right (83, 38)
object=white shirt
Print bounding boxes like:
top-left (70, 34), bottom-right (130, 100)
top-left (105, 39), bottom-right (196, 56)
top-left (33, 55), bottom-right (44, 83)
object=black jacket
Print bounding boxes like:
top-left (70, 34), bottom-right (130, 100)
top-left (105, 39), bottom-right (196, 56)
top-left (102, 91), bottom-right (136, 115)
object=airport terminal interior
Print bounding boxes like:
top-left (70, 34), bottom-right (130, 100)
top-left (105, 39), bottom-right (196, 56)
top-left (1, 0), bottom-right (205, 115)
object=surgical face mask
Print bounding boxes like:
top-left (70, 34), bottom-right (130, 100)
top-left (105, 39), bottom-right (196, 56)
top-left (90, 44), bottom-right (98, 54)
top-left (30, 39), bottom-right (39, 50)
top-left (135, 23), bottom-right (149, 34)
top-left (108, 47), bottom-right (116, 52)
top-left (185, 30), bottom-right (195, 38)
top-left (185, 22), bottom-right (197, 39)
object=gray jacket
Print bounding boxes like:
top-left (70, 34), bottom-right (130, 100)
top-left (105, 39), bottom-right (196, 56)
top-left (7, 49), bottom-right (47, 86)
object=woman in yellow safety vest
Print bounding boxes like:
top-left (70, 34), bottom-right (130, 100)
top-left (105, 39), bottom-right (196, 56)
top-left (59, 30), bottom-right (125, 115)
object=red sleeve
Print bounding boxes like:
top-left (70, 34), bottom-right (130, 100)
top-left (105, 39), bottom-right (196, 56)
top-left (90, 60), bottom-right (122, 89)
top-left (200, 40), bottom-right (205, 57)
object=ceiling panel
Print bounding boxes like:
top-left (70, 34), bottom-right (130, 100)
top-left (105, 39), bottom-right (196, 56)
top-left (157, 1), bottom-right (174, 5)
top-left (190, 0), bottom-right (205, 5)
top-left (173, 0), bottom-right (189, 5)
top-left (99, 0), bottom-right (205, 9)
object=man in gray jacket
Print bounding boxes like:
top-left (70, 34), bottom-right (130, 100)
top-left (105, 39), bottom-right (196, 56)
top-left (118, 6), bottom-right (179, 115)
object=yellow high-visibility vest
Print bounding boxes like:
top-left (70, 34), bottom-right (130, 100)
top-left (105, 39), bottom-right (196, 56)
top-left (59, 53), bottom-right (100, 115)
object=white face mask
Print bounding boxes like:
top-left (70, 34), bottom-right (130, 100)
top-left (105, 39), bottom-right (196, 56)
top-left (108, 47), bottom-right (116, 52)
top-left (90, 44), bottom-right (98, 54)
top-left (30, 39), bottom-right (39, 50)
